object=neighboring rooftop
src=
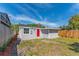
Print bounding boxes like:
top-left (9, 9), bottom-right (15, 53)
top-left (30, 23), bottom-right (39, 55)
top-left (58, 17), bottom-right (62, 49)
top-left (0, 12), bottom-right (11, 26)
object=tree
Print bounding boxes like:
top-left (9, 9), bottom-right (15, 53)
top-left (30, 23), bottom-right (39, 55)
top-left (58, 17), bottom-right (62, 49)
top-left (26, 24), bottom-right (45, 28)
top-left (60, 25), bottom-right (71, 30)
top-left (60, 14), bottom-right (79, 30)
top-left (10, 24), bottom-right (19, 33)
top-left (68, 14), bottom-right (79, 30)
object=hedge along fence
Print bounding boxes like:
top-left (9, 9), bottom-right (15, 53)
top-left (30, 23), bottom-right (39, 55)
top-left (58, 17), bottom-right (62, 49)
top-left (58, 30), bottom-right (79, 38)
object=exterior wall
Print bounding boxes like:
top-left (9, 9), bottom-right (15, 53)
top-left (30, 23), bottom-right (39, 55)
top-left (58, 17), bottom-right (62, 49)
top-left (48, 33), bottom-right (59, 39)
top-left (48, 30), bottom-right (59, 39)
top-left (18, 26), bottom-right (36, 40)
top-left (18, 26), bottom-right (59, 40)
top-left (40, 29), bottom-right (59, 39)
top-left (40, 29), bottom-right (49, 38)
top-left (0, 21), bottom-right (13, 47)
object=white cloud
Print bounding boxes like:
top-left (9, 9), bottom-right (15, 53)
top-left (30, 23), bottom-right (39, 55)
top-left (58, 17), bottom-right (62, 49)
top-left (0, 5), bottom-right (59, 27)
top-left (13, 4), bottom-right (43, 20)
top-left (9, 14), bottom-right (59, 27)
top-left (24, 4), bottom-right (43, 20)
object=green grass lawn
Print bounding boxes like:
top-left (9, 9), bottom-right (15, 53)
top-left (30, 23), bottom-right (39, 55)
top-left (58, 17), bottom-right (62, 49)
top-left (17, 38), bottom-right (79, 56)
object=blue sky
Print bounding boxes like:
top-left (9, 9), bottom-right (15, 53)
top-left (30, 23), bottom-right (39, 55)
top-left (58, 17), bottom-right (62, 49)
top-left (0, 3), bottom-right (79, 28)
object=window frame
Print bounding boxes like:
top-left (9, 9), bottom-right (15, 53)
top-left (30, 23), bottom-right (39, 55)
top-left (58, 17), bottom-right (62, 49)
top-left (24, 28), bottom-right (29, 34)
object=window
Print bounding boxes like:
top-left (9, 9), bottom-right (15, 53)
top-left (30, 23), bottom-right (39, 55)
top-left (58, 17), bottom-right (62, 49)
top-left (49, 29), bottom-right (57, 33)
top-left (42, 29), bottom-right (48, 34)
top-left (24, 28), bottom-right (29, 34)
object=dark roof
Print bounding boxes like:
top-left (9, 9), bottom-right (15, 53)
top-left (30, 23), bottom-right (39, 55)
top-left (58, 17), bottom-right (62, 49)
top-left (0, 12), bottom-right (11, 26)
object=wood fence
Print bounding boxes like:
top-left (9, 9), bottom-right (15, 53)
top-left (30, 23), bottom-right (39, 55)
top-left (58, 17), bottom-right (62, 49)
top-left (58, 30), bottom-right (79, 38)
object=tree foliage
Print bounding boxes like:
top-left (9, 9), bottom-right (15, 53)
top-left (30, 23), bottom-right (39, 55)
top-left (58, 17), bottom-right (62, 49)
top-left (68, 15), bottom-right (79, 30)
top-left (26, 24), bottom-right (45, 28)
top-left (61, 14), bottom-right (79, 30)
top-left (10, 24), bottom-right (19, 33)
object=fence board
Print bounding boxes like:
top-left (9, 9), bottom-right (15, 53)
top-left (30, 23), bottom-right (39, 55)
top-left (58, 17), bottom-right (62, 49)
top-left (58, 30), bottom-right (79, 38)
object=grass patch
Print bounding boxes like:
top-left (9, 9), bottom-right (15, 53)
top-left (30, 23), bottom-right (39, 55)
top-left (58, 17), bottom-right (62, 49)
top-left (69, 42), bottom-right (79, 52)
top-left (17, 38), bottom-right (79, 56)
top-left (52, 37), bottom-right (79, 44)
top-left (17, 39), bottom-right (55, 55)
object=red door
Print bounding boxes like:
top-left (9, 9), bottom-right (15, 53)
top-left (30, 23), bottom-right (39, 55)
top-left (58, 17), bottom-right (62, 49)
top-left (36, 29), bottom-right (40, 37)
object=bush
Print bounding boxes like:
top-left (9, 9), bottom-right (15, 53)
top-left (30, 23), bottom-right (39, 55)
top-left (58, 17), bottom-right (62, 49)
top-left (69, 42), bottom-right (79, 52)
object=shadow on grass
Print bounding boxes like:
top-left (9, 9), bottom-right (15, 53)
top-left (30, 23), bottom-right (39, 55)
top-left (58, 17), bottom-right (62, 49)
top-left (69, 42), bottom-right (79, 52)
top-left (11, 38), bottom-right (21, 56)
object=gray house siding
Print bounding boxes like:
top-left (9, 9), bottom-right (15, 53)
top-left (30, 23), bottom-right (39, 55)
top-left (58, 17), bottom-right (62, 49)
top-left (0, 12), bottom-right (13, 50)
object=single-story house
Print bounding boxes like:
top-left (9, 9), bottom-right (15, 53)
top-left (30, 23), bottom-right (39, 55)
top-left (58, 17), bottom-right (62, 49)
top-left (0, 12), bottom-right (13, 50)
top-left (18, 24), bottom-right (60, 40)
